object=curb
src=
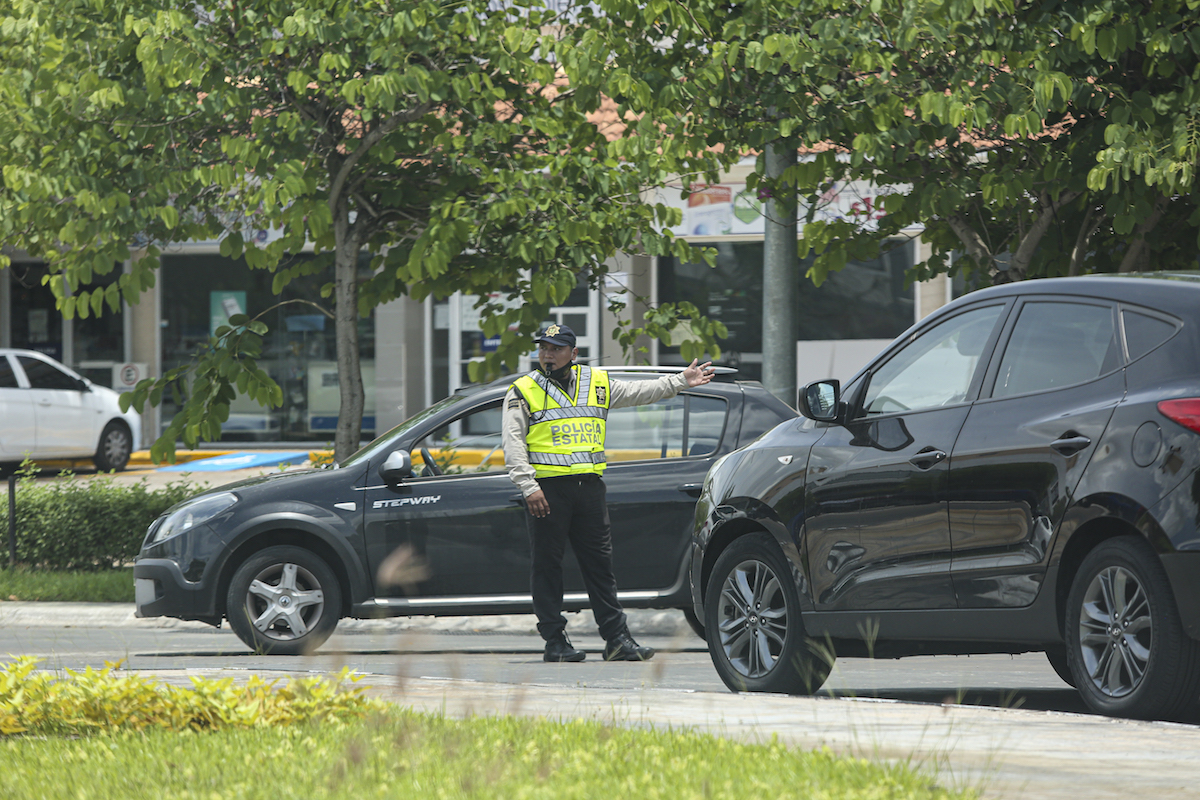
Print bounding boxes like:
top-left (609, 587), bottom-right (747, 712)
top-left (0, 602), bottom-right (697, 638)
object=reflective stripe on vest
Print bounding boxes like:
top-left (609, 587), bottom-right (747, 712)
top-left (515, 365), bottom-right (610, 478)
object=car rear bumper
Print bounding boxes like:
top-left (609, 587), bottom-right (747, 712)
top-left (133, 558), bottom-right (221, 626)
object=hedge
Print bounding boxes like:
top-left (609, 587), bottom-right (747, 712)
top-left (0, 470), bottom-right (199, 570)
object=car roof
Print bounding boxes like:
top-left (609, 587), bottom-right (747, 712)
top-left (960, 273), bottom-right (1200, 313)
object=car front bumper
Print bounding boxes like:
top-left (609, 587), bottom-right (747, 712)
top-left (133, 558), bottom-right (221, 626)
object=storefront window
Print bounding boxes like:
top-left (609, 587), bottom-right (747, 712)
top-left (657, 241), bottom-right (915, 380)
top-left (431, 270), bottom-right (595, 402)
top-left (5, 261), bottom-right (124, 386)
top-left (74, 267), bottom-right (125, 388)
top-left (7, 262), bottom-right (64, 362)
top-left (161, 253), bottom-right (376, 443)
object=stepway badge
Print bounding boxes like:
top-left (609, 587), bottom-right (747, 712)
top-left (373, 496), bottom-right (442, 509)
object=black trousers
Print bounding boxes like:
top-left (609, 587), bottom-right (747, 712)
top-left (528, 473), bottom-right (627, 642)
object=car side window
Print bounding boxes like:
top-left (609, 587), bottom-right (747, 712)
top-left (0, 357), bottom-right (18, 389)
top-left (419, 400), bottom-right (505, 473)
top-left (606, 394), bottom-right (727, 462)
top-left (992, 301), bottom-right (1118, 398)
top-left (1122, 309), bottom-right (1178, 362)
top-left (17, 356), bottom-right (80, 391)
top-left (861, 305), bottom-right (1004, 416)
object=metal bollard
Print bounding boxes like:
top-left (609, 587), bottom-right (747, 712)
top-left (7, 473), bottom-right (15, 566)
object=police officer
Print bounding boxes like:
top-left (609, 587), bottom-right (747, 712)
top-left (501, 323), bottom-right (716, 662)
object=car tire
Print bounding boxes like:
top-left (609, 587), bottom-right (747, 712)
top-left (93, 421), bottom-right (132, 472)
top-left (681, 606), bottom-right (705, 640)
top-left (704, 532), bottom-right (832, 694)
top-left (1065, 537), bottom-right (1200, 720)
top-left (226, 546), bottom-right (342, 655)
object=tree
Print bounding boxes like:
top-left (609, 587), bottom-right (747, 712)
top-left (0, 0), bottom-right (725, 462)
top-left (591, 0), bottom-right (1200, 290)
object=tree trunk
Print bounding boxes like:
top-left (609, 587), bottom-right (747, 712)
top-left (1005, 191), bottom-right (1081, 282)
top-left (333, 226), bottom-right (364, 463)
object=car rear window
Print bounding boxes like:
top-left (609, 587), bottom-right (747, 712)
top-left (1122, 309), bottom-right (1178, 362)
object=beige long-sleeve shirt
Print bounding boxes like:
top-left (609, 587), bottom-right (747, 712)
top-left (502, 369), bottom-right (689, 497)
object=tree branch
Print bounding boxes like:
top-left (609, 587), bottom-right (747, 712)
top-left (1006, 190), bottom-right (1081, 282)
top-left (328, 102), bottom-right (435, 219)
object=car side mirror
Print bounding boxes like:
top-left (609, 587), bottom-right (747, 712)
top-left (378, 449), bottom-right (413, 483)
top-left (75, 377), bottom-right (91, 392)
top-left (799, 380), bottom-right (841, 422)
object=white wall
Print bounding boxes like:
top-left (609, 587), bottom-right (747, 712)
top-left (795, 339), bottom-right (893, 395)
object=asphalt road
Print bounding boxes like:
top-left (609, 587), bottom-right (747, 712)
top-left (0, 618), bottom-right (1091, 713)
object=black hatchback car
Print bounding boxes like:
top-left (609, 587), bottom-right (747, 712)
top-left (134, 368), bottom-right (795, 655)
top-left (693, 274), bottom-right (1200, 720)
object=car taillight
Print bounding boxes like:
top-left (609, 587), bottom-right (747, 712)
top-left (1157, 399), bottom-right (1200, 434)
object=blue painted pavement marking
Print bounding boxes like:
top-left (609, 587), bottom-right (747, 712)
top-left (156, 451), bottom-right (310, 472)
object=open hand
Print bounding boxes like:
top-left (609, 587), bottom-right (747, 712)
top-left (683, 359), bottom-right (716, 387)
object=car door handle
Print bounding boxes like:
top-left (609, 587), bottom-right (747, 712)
top-left (908, 447), bottom-right (947, 470)
top-left (1051, 433), bottom-right (1092, 457)
top-left (678, 483), bottom-right (703, 497)
top-left (508, 494), bottom-right (526, 506)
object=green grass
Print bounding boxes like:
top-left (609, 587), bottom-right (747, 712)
top-left (0, 566), bottom-right (133, 602)
top-left (0, 709), bottom-right (975, 800)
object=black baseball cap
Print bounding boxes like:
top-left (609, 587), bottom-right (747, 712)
top-left (534, 323), bottom-right (576, 348)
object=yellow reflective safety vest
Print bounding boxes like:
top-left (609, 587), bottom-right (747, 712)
top-left (514, 365), bottom-right (611, 478)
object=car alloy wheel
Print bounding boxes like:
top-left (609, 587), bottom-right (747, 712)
top-left (717, 558), bottom-right (788, 678)
top-left (93, 421), bottom-right (132, 472)
top-left (1066, 537), bottom-right (1200, 719)
top-left (704, 532), bottom-right (831, 694)
top-left (1077, 564), bottom-right (1151, 698)
top-left (227, 546), bottom-right (342, 655)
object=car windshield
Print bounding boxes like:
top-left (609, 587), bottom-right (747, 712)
top-left (340, 394), bottom-right (472, 468)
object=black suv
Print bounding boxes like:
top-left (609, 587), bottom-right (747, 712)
top-left (693, 274), bottom-right (1200, 720)
top-left (134, 368), bottom-right (795, 654)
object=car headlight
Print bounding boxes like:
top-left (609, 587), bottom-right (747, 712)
top-left (151, 492), bottom-right (238, 544)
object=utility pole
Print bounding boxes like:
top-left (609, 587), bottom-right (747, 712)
top-left (761, 140), bottom-right (798, 407)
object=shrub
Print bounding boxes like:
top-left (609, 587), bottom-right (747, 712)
top-left (0, 469), bottom-right (198, 570)
top-left (0, 657), bottom-right (383, 736)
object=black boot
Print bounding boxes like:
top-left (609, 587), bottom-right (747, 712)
top-left (603, 631), bottom-right (655, 661)
top-left (544, 632), bottom-right (586, 662)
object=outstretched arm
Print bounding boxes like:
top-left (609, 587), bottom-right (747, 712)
top-left (610, 361), bottom-right (717, 408)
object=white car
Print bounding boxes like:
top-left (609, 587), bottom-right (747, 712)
top-left (0, 349), bottom-right (142, 472)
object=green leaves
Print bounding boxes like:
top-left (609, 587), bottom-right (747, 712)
top-left (3, 0), bottom-right (734, 457)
